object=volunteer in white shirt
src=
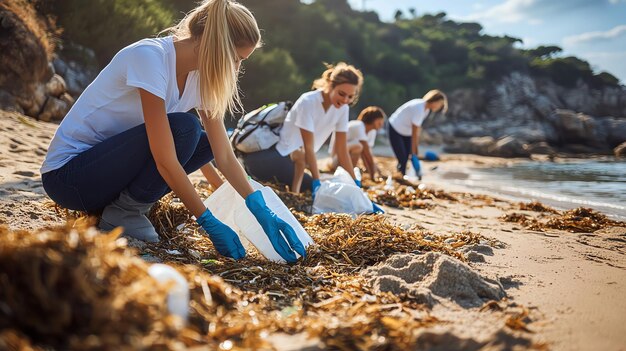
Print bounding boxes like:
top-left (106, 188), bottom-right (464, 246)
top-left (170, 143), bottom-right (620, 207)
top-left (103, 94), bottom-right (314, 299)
top-left (40, 0), bottom-right (306, 263)
top-left (387, 90), bottom-right (448, 175)
top-left (328, 106), bottom-right (386, 178)
top-left (242, 63), bottom-right (363, 195)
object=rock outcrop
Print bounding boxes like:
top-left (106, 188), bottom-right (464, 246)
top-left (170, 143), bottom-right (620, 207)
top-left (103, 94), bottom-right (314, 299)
top-left (0, 0), bottom-right (89, 122)
top-left (615, 142), bottom-right (626, 158)
top-left (431, 72), bottom-right (626, 156)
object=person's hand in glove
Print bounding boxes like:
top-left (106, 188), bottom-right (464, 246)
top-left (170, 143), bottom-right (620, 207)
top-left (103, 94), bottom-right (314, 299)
top-left (245, 190), bottom-right (306, 263)
top-left (311, 179), bottom-right (321, 200)
top-left (354, 178), bottom-right (362, 188)
top-left (196, 208), bottom-right (246, 259)
top-left (410, 154), bottom-right (423, 176)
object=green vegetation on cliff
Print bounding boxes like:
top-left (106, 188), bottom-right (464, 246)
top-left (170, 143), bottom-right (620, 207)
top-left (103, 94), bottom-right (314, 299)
top-left (40, 0), bottom-right (621, 114)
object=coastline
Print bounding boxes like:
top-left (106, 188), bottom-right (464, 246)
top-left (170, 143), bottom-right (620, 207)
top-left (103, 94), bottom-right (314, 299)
top-left (393, 152), bottom-right (626, 220)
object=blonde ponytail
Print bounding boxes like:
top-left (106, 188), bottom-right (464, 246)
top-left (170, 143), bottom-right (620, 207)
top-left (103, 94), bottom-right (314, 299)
top-left (423, 89), bottom-right (448, 113)
top-left (312, 62), bottom-right (364, 106)
top-left (166, 0), bottom-right (261, 119)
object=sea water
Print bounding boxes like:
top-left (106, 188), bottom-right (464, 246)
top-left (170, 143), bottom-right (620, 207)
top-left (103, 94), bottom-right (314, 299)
top-left (445, 159), bottom-right (626, 220)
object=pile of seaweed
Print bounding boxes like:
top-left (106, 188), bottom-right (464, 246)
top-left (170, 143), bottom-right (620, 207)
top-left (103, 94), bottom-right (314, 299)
top-left (3, 178), bottom-right (512, 350)
top-left (518, 201), bottom-right (559, 214)
top-left (502, 205), bottom-right (626, 233)
top-left (361, 177), bottom-right (456, 210)
top-left (0, 222), bottom-right (268, 350)
top-left (145, 199), bottom-right (473, 305)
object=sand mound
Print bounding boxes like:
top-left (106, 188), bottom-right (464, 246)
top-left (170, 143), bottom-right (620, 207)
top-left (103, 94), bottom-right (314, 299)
top-left (362, 252), bottom-right (505, 308)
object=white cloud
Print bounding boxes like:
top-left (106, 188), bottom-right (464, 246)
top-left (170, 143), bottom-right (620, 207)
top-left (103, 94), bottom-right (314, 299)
top-left (461, 0), bottom-right (605, 24)
top-left (563, 25), bottom-right (626, 46)
top-left (609, 0), bottom-right (626, 4)
top-left (463, 0), bottom-right (536, 23)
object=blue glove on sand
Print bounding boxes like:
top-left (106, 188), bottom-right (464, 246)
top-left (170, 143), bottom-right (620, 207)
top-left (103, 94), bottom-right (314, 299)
top-left (311, 179), bottom-right (321, 200)
top-left (410, 154), bottom-right (422, 176)
top-left (245, 190), bottom-right (306, 263)
top-left (196, 208), bottom-right (246, 259)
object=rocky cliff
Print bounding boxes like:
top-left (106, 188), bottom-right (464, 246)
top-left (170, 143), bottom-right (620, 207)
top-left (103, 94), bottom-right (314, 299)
top-left (426, 72), bottom-right (626, 157)
top-left (0, 0), bottom-right (95, 122)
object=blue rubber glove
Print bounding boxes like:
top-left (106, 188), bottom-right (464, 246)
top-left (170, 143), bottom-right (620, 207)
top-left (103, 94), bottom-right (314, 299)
top-left (424, 150), bottom-right (440, 161)
top-left (196, 208), bottom-right (246, 259)
top-left (372, 202), bottom-right (385, 214)
top-left (245, 190), bottom-right (306, 263)
top-left (311, 179), bottom-right (321, 200)
top-left (410, 154), bottom-right (422, 176)
top-left (354, 179), bottom-right (362, 188)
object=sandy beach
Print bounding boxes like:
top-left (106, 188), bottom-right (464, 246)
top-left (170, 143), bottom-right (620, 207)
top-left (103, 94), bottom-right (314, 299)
top-left (1, 109), bottom-right (625, 350)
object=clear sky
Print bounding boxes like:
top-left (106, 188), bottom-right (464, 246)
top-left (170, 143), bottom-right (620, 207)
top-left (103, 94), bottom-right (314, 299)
top-left (346, 0), bottom-right (626, 84)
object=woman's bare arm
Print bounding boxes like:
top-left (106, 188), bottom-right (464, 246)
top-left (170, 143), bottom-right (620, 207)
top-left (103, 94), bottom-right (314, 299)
top-left (198, 110), bottom-right (254, 199)
top-left (411, 125), bottom-right (421, 156)
top-left (334, 132), bottom-right (357, 179)
top-left (300, 128), bottom-right (321, 180)
top-left (139, 89), bottom-right (206, 217)
top-left (360, 140), bottom-right (377, 176)
top-left (200, 162), bottom-right (224, 189)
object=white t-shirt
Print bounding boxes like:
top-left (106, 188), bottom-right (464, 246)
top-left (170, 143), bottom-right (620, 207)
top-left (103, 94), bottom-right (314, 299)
top-left (41, 36), bottom-right (201, 173)
top-left (275, 90), bottom-right (349, 157)
top-left (328, 120), bottom-right (377, 155)
top-left (388, 99), bottom-right (430, 137)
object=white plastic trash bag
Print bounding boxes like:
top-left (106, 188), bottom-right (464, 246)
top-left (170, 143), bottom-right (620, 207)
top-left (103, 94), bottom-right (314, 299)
top-left (203, 179), bottom-right (314, 263)
top-left (312, 167), bottom-right (373, 215)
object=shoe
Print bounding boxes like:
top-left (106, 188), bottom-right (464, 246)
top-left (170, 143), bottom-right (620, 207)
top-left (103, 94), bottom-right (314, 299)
top-left (98, 189), bottom-right (159, 242)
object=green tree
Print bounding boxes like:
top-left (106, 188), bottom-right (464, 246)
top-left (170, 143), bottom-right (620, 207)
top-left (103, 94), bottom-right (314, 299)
top-left (46, 0), bottom-right (175, 66)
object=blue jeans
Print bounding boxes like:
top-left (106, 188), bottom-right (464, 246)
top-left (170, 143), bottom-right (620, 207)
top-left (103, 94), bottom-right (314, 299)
top-left (387, 123), bottom-right (412, 175)
top-left (42, 112), bottom-right (213, 213)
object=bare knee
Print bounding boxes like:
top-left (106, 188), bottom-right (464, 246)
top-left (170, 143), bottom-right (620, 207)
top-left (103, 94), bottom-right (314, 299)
top-left (290, 149), bottom-right (305, 167)
top-left (349, 143), bottom-right (363, 157)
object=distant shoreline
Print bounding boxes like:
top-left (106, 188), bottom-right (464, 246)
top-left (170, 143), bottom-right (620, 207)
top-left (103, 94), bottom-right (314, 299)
top-left (410, 153), bottom-right (626, 220)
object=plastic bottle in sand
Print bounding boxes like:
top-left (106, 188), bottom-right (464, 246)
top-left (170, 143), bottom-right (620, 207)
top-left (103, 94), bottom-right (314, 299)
top-left (147, 264), bottom-right (189, 323)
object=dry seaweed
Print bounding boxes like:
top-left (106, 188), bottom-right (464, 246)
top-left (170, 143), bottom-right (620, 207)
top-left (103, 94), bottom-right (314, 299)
top-left (0, 221), bottom-right (449, 350)
top-left (502, 207), bottom-right (625, 233)
top-left (0, 223), bottom-right (180, 349)
top-left (0, 222), bottom-right (282, 350)
top-left (262, 182), bottom-right (313, 213)
top-left (143, 212), bottom-right (468, 303)
top-left (544, 207), bottom-right (625, 233)
top-left (9, 169), bottom-right (532, 350)
top-left (505, 308), bottom-right (533, 333)
top-left (363, 178), bottom-right (458, 210)
top-left (518, 201), bottom-right (559, 214)
top-left (0, 329), bottom-right (42, 351)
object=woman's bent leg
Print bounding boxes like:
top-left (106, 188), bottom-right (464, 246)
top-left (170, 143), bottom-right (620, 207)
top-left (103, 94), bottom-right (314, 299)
top-left (242, 147), bottom-right (312, 193)
top-left (387, 123), bottom-right (411, 175)
top-left (42, 112), bottom-right (206, 212)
